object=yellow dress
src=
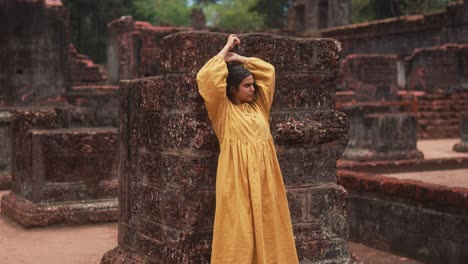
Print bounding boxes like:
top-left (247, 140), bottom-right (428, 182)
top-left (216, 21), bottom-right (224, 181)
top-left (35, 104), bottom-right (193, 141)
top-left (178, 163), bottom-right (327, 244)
top-left (196, 55), bottom-right (299, 264)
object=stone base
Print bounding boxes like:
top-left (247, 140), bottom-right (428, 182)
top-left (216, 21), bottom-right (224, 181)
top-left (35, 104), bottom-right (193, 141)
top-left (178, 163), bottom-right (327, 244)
top-left (1, 193), bottom-right (118, 228)
top-left (0, 174), bottom-right (11, 190)
top-left (342, 148), bottom-right (424, 162)
top-left (100, 247), bottom-right (352, 264)
top-left (453, 141), bottom-right (468, 152)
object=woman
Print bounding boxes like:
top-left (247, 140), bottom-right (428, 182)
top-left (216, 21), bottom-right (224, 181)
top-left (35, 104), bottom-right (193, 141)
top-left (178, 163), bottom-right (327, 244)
top-left (196, 34), bottom-right (299, 264)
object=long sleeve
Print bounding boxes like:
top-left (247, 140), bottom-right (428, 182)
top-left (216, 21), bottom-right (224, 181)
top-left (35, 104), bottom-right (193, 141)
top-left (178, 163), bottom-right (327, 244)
top-left (244, 57), bottom-right (275, 117)
top-left (196, 55), bottom-right (228, 124)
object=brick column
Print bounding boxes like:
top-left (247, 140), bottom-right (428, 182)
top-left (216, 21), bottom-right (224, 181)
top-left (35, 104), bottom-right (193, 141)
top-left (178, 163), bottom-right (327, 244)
top-left (101, 32), bottom-right (350, 263)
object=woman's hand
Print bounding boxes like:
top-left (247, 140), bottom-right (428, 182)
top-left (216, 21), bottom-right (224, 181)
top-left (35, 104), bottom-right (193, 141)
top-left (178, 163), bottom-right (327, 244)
top-left (217, 34), bottom-right (241, 60)
top-left (225, 52), bottom-right (248, 64)
top-left (226, 34), bottom-right (240, 50)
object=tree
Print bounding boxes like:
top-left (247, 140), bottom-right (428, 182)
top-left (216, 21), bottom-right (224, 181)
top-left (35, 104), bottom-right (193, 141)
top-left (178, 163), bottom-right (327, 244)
top-left (252, 0), bottom-right (289, 29)
top-left (203, 0), bottom-right (264, 31)
top-left (130, 0), bottom-right (193, 26)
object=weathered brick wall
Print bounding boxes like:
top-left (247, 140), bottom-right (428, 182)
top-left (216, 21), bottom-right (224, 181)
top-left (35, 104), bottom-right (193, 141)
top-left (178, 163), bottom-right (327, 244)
top-left (337, 54), bottom-right (400, 90)
top-left (101, 32), bottom-right (350, 263)
top-left (1, 107), bottom-right (119, 227)
top-left (69, 44), bottom-right (105, 85)
top-left (321, 1), bottom-right (468, 56)
top-left (107, 16), bottom-right (192, 84)
top-left (0, 0), bottom-right (70, 105)
top-left (288, 0), bottom-right (351, 32)
top-left (409, 91), bottom-right (468, 139)
top-left (406, 44), bottom-right (468, 92)
top-left (336, 43), bottom-right (468, 139)
top-left (337, 169), bottom-right (468, 264)
top-left (9, 107), bottom-right (91, 199)
top-left (64, 86), bottom-right (119, 127)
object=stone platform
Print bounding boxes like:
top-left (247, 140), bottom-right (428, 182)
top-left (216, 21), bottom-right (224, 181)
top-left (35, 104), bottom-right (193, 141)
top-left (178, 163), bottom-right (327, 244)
top-left (1, 125), bottom-right (118, 227)
top-left (338, 140), bottom-right (468, 264)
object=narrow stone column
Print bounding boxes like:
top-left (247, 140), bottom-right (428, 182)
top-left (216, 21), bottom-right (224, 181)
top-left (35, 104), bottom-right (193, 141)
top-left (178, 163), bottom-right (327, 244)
top-left (0, 111), bottom-right (12, 190)
top-left (101, 32), bottom-right (350, 263)
top-left (343, 107), bottom-right (424, 161)
top-left (453, 111), bottom-right (468, 152)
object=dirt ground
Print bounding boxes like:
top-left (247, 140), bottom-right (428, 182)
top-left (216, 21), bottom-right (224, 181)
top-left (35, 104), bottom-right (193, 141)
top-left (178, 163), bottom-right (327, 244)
top-left (2, 138), bottom-right (461, 263)
top-left (0, 190), bottom-right (423, 264)
top-left (0, 190), bottom-right (117, 264)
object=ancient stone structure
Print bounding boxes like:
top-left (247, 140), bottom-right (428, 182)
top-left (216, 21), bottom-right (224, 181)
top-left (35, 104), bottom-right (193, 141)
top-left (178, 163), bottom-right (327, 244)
top-left (64, 86), bottom-right (119, 127)
top-left (0, 111), bottom-right (13, 190)
top-left (342, 106), bottom-right (423, 161)
top-left (321, 1), bottom-right (468, 56)
top-left (0, 108), bottom-right (118, 227)
top-left (70, 44), bottom-right (106, 85)
top-left (406, 44), bottom-right (468, 92)
top-left (0, 0), bottom-right (70, 106)
top-left (191, 8), bottom-right (206, 30)
top-left (337, 54), bottom-right (403, 93)
top-left (454, 111), bottom-right (468, 152)
top-left (338, 168), bottom-right (468, 264)
top-left (335, 43), bottom-right (468, 139)
top-left (107, 16), bottom-right (192, 84)
top-left (101, 32), bottom-right (350, 263)
top-left (288, 0), bottom-right (351, 32)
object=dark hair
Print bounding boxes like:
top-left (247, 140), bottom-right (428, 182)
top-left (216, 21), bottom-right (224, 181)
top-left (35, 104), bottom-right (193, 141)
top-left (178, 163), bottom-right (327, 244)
top-left (226, 63), bottom-right (257, 100)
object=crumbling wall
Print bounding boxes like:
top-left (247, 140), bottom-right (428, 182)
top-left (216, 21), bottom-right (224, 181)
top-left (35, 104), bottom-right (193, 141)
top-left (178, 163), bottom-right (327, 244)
top-left (321, 1), bottom-right (468, 56)
top-left (107, 16), bottom-right (192, 84)
top-left (338, 169), bottom-right (468, 264)
top-left (101, 32), bottom-right (350, 264)
top-left (0, 0), bottom-right (70, 105)
top-left (288, 0), bottom-right (351, 32)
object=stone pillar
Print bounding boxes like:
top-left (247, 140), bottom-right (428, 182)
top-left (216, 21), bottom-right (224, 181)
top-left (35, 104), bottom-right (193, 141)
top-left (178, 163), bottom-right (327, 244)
top-left (0, 112), bottom-right (12, 190)
top-left (0, 0), bottom-right (70, 105)
top-left (288, 0), bottom-right (351, 32)
top-left (107, 16), bottom-right (191, 84)
top-left (342, 107), bottom-right (424, 161)
top-left (1, 126), bottom-right (118, 227)
top-left (453, 111), bottom-right (468, 152)
top-left (101, 32), bottom-right (350, 263)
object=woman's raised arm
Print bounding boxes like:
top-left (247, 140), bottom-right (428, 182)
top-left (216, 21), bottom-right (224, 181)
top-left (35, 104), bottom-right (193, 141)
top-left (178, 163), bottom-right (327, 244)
top-left (244, 57), bottom-right (275, 117)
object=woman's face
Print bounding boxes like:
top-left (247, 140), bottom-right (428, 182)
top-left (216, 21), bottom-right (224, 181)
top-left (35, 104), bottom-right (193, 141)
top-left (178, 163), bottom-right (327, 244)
top-left (231, 75), bottom-right (255, 104)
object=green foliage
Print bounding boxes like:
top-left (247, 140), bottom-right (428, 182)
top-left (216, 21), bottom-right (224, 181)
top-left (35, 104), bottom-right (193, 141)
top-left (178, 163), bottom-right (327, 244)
top-left (252, 0), bottom-right (289, 28)
top-left (130, 0), bottom-right (193, 26)
top-left (204, 0), bottom-right (264, 31)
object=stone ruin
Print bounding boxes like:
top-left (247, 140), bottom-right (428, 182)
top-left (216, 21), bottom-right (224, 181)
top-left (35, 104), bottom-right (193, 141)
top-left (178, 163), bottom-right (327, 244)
top-left (0, 0), bottom-right (120, 229)
top-left (107, 16), bottom-right (192, 84)
top-left (336, 44), bottom-right (468, 140)
top-left (337, 162), bottom-right (468, 263)
top-left (453, 111), bottom-right (468, 152)
top-left (288, 0), bottom-right (351, 32)
top-left (0, 0), bottom-right (70, 106)
top-left (321, 0), bottom-right (468, 56)
top-left (100, 31), bottom-right (350, 263)
top-left (0, 107), bottom-right (118, 227)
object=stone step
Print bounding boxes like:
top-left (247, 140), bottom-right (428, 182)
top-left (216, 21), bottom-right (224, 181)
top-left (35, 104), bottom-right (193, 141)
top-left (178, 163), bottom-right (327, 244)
top-left (349, 242), bottom-right (423, 264)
